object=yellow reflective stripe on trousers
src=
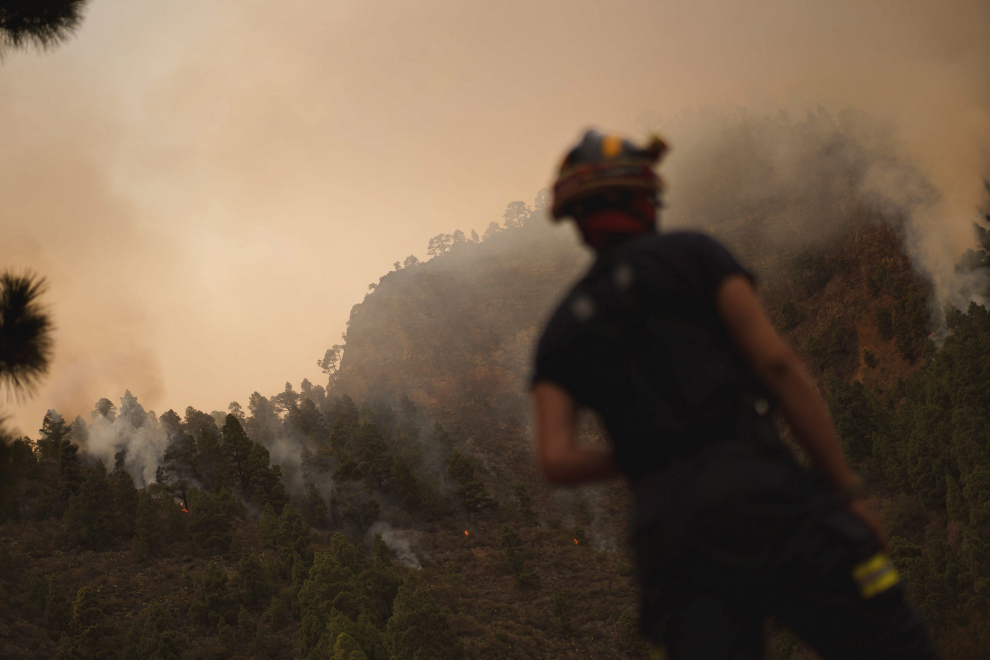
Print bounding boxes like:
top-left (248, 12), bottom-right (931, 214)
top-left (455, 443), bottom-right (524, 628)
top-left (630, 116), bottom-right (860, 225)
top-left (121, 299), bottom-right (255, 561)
top-left (852, 552), bottom-right (900, 599)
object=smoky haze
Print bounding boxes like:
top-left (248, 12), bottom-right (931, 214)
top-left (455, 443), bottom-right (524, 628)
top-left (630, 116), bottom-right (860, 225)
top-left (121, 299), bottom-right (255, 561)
top-left (1, 0), bottom-right (988, 434)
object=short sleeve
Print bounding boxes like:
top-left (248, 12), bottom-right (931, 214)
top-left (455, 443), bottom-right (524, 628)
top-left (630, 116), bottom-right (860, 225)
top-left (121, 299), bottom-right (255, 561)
top-left (684, 233), bottom-right (754, 298)
top-left (531, 347), bottom-right (570, 390)
top-left (531, 329), bottom-right (582, 400)
top-left (530, 306), bottom-right (590, 404)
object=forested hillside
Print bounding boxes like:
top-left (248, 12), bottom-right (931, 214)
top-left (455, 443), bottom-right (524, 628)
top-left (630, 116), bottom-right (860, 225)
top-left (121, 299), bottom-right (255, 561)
top-left (2, 111), bottom-right (989, 659)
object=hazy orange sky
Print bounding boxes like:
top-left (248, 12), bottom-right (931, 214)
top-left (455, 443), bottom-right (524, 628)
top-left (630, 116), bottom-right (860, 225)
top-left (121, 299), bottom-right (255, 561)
top-left (2, 0), bottom-right (988, 434)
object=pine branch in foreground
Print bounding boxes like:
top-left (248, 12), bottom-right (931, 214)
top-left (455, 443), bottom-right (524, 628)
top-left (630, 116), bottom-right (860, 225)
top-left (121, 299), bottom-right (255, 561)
top-left (0, 0), bottom-right (89, 56)
top-left (0, 271), bottom-right (52, 396)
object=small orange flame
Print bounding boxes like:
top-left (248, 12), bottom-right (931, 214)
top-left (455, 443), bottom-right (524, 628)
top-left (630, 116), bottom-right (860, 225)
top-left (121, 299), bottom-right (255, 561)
top-left (464, 530), bottom-right (469, 537)
top-left (573, 539), bottom-right (579, 545)
top-left (180, 502), bottom-right (189, 513)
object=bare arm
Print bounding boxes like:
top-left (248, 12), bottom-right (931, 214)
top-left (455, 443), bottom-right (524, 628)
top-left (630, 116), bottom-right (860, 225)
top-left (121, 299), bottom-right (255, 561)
top-left (715, 275), bottom-right (887, 548)
top-left (532, 382), bottom-right (622, 486)
top-left (715, 275), bottom-right (859, 492)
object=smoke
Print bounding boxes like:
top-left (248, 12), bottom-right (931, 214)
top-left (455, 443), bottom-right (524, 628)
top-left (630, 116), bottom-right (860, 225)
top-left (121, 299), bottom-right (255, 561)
top-left (2, 0), bottom-right (988, 446)
top-left (266, 435), bottom-right (307, 496)
top-left (77, 391), bottom-right (168, 487)
top-left (653, 105), bottom-right (989, 309)
top-left (366, 521), bottom-right (424, 569)
top-left (84, 414), bottom-right (167, 488)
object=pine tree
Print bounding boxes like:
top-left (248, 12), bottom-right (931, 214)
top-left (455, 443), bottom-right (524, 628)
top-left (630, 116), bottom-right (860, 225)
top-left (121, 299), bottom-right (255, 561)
top-left (298, 534), bottom-right (378, 655)
top-left (825, 374), bottom-right (890, 465)
top-left (235, 551), bottom-right (269, 610)
top-left (131, 491), bottom-right (163, 561)
top-left (372, 533), bottom-right (393, 567)
top-left (385, 578), bottom-right (465, 660)
top-left (217, 619), bottom-right (235, 655)
top-left (221, 414), bottom-right (253, 495)
top-left (446, 452), bottom-right (496, 513)
top-left (186, 487), bottom-right (232, 553)
top-left (195, 428), bottom-right (228, 493)
top-left (41, 412), bottom-right (84, 501)
top-left (64, 460), bottom-right (116, 550)
top-left (946, 474), bottom-right (968, 522)
top-left (872, 434), bottom-right (909, 492)
top-left (259, 502), bottom-right (280, 551)
top-left (110, 466), bottom-right (138, 537)
top-left (368, 534), bottom-right (402, 623)
top-left (871, 300), bottom-right (990, 647)
top-left (243, 442), bottom-right (289, 512)
top-left (894, 309), bottom-right (916, 361)
top-left (281, 504), bottom-right (312, 555)
top-left (54, 586), bottom-right (111, 660)
top-left (0, 274), bottom-right (51, 516)
top-left (303, 483), bottom-right (329, 529)
top-left (332, 632), bottom-right (367, 660)
top-left (160, 424), bottom-right (198, 504)
top-left (189, 562), bottom-right (235, 626)
top-left (237, 606), bottom-right (256, 642)
top-left (963, 468), bottom-right (990, 531)
top-left (307, 610), bottom-right (383, 660)
top-left (37, 410), bottom-right (68, 460)
top-left (213, 483), bottom-right (246, 519)
top-left (122, 600), bottom-right (186, 660)
top-left (44, 577), bottom-right (72, 633)
top-left (0, 0), bottom-right (90, 56)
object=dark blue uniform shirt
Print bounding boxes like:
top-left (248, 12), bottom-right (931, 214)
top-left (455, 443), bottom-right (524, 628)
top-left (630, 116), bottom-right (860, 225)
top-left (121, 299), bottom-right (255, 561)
top-left (532, 230), bottom-right (763, 481)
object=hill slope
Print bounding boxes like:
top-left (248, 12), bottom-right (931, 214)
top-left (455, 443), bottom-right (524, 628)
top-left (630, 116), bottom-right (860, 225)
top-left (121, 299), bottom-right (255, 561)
top-left (3, 109), bottom-right (990, 659)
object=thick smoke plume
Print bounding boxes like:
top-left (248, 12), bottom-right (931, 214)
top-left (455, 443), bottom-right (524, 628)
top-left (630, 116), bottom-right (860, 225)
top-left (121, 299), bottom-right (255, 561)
top-left (653, 106), bottom-right (990, 309)
top-left (72, 391), bottom-right (166, 487)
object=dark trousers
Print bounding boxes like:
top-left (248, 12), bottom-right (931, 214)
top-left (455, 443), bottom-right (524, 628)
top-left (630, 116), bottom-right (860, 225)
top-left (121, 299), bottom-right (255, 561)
top-left (633, 439), bottom-right (938, 660)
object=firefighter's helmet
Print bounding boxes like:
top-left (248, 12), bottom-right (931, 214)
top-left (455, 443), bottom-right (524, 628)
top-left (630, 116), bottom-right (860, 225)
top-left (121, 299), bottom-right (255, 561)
top-left (551, 130), bottom-right (668, 221)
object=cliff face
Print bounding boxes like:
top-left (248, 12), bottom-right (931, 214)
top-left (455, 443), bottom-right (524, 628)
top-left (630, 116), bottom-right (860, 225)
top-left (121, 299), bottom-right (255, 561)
top-left (334, 219), bottom-right (589, 422)
top-left (334, 108), bottom-right (946, 434)
top-left (334, 207), bottom-right (927, 430)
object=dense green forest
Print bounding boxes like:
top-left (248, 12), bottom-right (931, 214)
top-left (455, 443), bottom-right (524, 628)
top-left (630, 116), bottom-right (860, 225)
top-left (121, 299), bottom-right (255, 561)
top-left (0, 385), bottom-right (514, 658)
top-left (823, 220), bottom-right (990, 657)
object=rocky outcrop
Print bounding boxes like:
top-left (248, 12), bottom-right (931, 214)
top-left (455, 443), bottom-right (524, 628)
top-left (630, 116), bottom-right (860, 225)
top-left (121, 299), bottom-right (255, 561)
top-left (333, 221), bottom-right (588, 422)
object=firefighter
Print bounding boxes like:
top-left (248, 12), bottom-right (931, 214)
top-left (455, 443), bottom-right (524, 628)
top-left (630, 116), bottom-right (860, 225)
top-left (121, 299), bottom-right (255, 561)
top-left (531, 130), bottom-right (938, 659)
